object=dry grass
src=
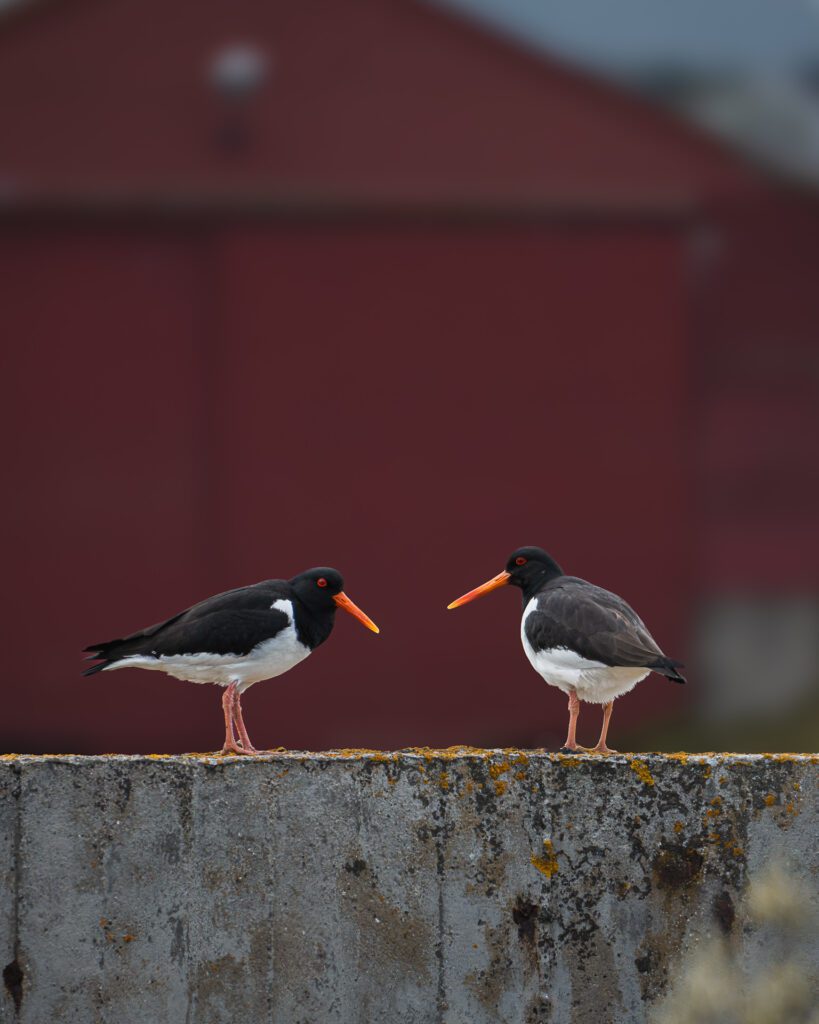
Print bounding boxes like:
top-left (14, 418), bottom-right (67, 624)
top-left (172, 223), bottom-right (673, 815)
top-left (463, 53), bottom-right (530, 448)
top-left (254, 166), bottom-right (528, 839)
top-left (654, 863), bottom-right (819, 1024)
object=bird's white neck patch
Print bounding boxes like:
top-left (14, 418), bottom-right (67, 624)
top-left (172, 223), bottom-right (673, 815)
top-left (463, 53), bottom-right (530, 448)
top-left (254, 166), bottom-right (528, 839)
top-left (271, 598), bottom-right (293, 621)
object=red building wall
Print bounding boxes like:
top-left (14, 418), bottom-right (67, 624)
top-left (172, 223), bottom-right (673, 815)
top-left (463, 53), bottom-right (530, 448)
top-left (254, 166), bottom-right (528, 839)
top-left (0, 0), bottom-right (758, 199)
top-left (2, 0), bottom-right (815, 753)
top-left (694, 197), bottom-right (819, 592)
top-left (0, 212), bottom-right (692, 752)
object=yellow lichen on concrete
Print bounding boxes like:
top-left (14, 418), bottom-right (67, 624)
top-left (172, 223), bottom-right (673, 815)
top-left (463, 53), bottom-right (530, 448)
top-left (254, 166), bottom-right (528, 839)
top-left (332, 749), bottom-right (397, 763)
top-left (399, 746), bottom-right (497, 762)
top-left (629, 760), bottom-right (655, 786)
top-left (666, 752), bottom-right (689, 765)
top-left (531, 839), bottom-right (559, 878)
top-left (705, 797), bottom-right (722, 819)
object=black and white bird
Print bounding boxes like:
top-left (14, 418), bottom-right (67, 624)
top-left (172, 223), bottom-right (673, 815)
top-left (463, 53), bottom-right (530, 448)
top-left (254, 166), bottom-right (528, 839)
top-left (447, 546), bottom-right (685, 753)
top-left (83, 568), bottom-right (379, 754)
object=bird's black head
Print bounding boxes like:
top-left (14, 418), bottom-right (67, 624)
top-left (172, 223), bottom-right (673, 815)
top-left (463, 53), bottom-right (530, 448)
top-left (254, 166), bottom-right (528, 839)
top-left (503, 547), bottom-right (564, 592)
top-left (290, 567), bottom-right (344, 608)
top-left (289, 567), bottom-right (379, 633)
top-left (447, 546), bottom-right (564, 610)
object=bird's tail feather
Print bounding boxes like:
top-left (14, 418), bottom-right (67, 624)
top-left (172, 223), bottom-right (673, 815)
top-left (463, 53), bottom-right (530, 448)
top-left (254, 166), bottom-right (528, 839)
top-left (82, 638), bottom-right (129, 676)
top-left (650, 658), bottom-right (686, 684)
top-left (82, 660), bottom-right (111, 677)
top-left (83, 639), bottom-right (121, 656)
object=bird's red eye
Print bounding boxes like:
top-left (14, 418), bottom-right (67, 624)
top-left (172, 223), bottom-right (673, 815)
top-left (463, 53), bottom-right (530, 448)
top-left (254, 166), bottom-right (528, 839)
top-left (515, 557), bottom-right (527, 566)
top-left (317, 578), bottom-right (328, 588)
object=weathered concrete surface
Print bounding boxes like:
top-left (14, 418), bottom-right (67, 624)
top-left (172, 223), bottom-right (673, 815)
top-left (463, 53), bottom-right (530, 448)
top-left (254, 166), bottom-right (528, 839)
top-left (0, 751), bottom-right (816, 1023)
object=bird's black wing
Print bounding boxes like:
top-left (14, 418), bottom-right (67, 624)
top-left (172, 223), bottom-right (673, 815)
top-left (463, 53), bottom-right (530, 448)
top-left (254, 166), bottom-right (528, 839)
top-left (525, 577), bottom-right (685, 681)
top-left (141, 608), bottom-right (291, 658)
top-left (83, 580), bottom-right (291, 673)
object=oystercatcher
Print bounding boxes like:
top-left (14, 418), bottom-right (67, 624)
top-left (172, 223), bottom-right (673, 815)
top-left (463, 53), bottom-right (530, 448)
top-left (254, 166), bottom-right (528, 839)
top-left (447, 546), bottom-right (685, 753)
top-left (83, 568), bottom-right (379, 754)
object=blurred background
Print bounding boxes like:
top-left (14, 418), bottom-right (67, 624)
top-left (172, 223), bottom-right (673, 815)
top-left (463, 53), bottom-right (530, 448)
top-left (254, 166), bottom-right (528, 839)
top-left (1, 0), bottom-right (817, 754)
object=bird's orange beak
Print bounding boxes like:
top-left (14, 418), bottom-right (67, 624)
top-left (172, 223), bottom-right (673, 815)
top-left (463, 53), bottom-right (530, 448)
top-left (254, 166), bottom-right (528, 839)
top-left (333, 591), bottom-right (380, 633)
top-left (447, 571), bottom-right (511, 609)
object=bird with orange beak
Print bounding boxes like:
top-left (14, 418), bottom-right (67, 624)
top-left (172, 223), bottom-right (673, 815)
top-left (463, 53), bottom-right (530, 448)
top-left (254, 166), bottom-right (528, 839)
top-left (448, 547), bottom-right (685, 753)
top-left (83, 567), bottom-right (379, 754)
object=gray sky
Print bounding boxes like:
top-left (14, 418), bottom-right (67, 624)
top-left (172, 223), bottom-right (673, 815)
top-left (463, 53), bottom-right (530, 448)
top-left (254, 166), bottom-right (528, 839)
top-left (433, 0), bottom-right (819, 74)
top-left (2, 0), bottom-right (818, 76)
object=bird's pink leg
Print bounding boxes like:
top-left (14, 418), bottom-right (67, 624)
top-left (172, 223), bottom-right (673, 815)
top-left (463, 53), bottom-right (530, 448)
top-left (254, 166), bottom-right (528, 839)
top-left (219, 683), bottom-right (244, 755)
top-left (591, 701), bottom-right (617, 754)
top-left (231, 688), bottom-right (259, 754)
top-left (219, 682), bottom-right (258, 755)
top-left (561, 690), bottom-right (588, 752)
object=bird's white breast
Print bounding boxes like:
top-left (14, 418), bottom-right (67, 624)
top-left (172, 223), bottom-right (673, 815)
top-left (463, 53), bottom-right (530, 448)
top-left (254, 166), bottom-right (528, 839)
top-left (107, 598), bottom-right (312, 692)
top-left (520, 598), bottom-right (649, 704)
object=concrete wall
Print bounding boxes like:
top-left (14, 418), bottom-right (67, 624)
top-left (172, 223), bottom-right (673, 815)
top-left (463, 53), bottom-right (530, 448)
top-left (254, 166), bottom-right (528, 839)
top-left (0, 751), bottom-right (816, 1023)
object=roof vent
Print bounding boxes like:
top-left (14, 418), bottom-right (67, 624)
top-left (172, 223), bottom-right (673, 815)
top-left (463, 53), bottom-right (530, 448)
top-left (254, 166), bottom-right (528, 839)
top-left (208, 44), bottom-right (270, 100)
